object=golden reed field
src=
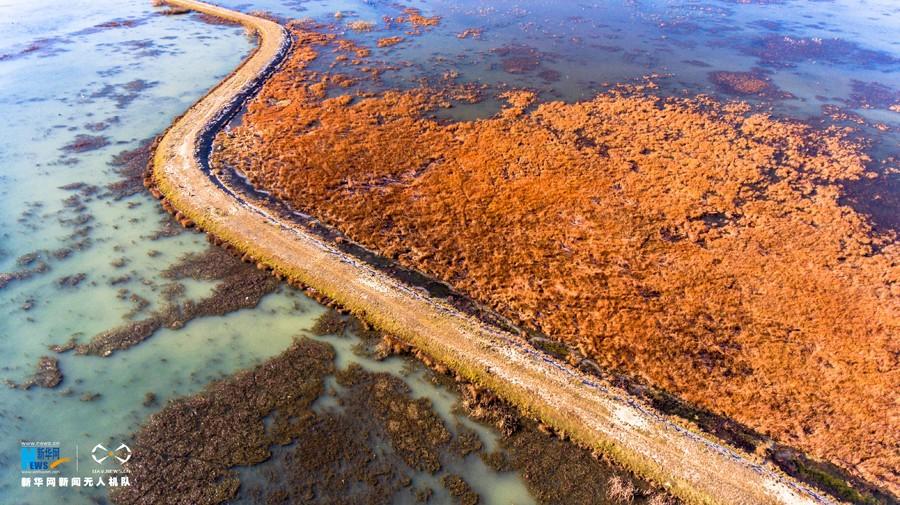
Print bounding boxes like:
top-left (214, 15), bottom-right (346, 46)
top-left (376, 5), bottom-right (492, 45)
top-left (212, 25), bottom-right (899, 494)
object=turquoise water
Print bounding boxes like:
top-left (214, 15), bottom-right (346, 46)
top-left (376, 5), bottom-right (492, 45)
top-left (1, 1), bottom-right (267, 502)
top-left (0, 2), bottom-right (540, 503)
top-left (1, 0), bottom-right (897, 503)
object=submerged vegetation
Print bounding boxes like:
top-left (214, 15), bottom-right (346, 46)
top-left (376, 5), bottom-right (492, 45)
top-left (70, 245), bottom-right (279, 356)
top-left (112, 321), bottom-right (676, 505)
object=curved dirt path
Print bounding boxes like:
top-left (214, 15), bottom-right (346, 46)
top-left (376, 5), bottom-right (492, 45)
top-left (152, 2), bottom-right (842, 504)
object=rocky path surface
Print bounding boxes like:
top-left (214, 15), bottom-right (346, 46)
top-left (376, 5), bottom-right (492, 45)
top-left (152, 1), bottom-right (840, 503)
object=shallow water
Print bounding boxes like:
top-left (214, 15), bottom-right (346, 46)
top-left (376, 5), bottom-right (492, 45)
top-left (233, 328), bottom-right (537, 505)
top-left (0, 1), bottom-right (540, 502)
top-left (0, 1), bottom-right (270, 501)
top-left (211, 0), bottom-right (900, 116)
top-left (1, 0), bottom-right (897, 503)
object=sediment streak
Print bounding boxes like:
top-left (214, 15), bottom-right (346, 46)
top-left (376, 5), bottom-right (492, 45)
top-left (152, 1), bottom-right (840, 503)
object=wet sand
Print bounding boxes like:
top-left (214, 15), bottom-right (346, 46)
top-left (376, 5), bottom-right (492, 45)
top-left (148, 1), bottom-right (845, 504)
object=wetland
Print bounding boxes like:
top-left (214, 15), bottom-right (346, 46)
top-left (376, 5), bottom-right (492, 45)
top-left (1, 0), bottom-right (898, 503)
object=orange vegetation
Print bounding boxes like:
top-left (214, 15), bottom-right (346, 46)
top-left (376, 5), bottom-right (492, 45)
top-left (708, 70), bottom-right (793, 99)
top-left (213, 27), bottom-right (900, 493)
top-left (709, 71), bottom-right (769, 93)
top-left (398, 7), bottom-right (440, 28)
top-left (334, 38), bottom-right (370, 59)
top-left (376, 36), bottom-right (404, 48)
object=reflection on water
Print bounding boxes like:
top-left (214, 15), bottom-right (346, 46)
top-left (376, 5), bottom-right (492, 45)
top-left (0, 0), bottom-right (897, 503)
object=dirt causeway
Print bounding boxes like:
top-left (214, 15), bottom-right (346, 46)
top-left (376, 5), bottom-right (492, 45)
top-left (150, 1), bottom-right (892, 502)
top-left (213, 26), bottom-right (900, 494)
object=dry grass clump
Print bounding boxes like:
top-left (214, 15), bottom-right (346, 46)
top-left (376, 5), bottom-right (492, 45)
top-left (607, 475), bottom-right (636, 503)
top-left (347, 20), bottom-right (375, 32)
top-left (398, 7), bottom-right (440, 28)
top-left (647, 494), bottom-right (673, 505)
top-left (212, 27), bottom-right (900, 495)
top-left (376, 36), bottom-right (404, 48)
